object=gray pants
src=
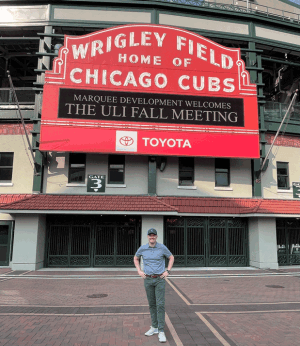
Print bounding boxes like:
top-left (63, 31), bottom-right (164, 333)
top-left (144, 277), bottom-right (166, 332)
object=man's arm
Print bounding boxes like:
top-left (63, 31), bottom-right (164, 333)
top-left (134, 255), bottom-right (146, 278)
top-left (167, 255), bottom-right (174, 272)
top-left (161, 255), bottom-right (174, 278)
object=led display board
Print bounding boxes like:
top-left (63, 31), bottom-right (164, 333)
top-left (40, 24), bottom-right (259, 158)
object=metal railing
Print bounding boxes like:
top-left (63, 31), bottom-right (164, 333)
top-left (154, 0), bottom-right (300, 24)
top-left (264, 101), bottom-right (300, 121)
top-left (0, 88), bottom-right (35, 104)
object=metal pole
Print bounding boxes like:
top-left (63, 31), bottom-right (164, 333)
top-left (7, 70), bottom-right (37, 175)
top-left (260, 90), bottom-right (298, 174)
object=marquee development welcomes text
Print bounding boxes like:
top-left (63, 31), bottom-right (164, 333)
top-left (60, 89), bottom-right (244, 127)
top-left (40, 24), bottom-right (259, 158)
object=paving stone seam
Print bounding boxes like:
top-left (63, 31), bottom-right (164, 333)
top-left (31, 273), bottom-right (300, 276)
top-left (0, 301), bottom-right (300, 308)
top-left (165, 312), bottom-right (184, 346)
top-left (0, 304), bottom-right (149, 307)
top-left (200, 309), bottom-right (300, 314)
top-left (0, 306), bottom-right (150, 314)
top-left (165, 281), bottom-right (225, 346)
top-left (198, 313), bottom-right (237, 346)
top-left (2, 270), bottom-right (14, 275)
top-left (1, 272), bottom-right (300, 279)
top-left (189, 301), bottom-right (300, 306)
top-left (19, 270), bottom-right (32, 276)
top-left (0, 276), bottom-right (143, 280)
top-left (169, 273), bottom-right (300, 279)
top-left (3, 305), bottom-right (297, 314)
top-left (1, 305), bottom-right (300, 314)
top-left (0, 312), bottom-right (151, 316)
top-left (0, 278), bottom-right (15, 283)
top-left (166, 278), bottom-right (192, 305)
top-left (164, 279), bottom-right (300, 345)
top-left (188, 305), bottom-right (300, 313)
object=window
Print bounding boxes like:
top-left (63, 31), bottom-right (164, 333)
top-left (179, 157), bottom-right (194, 186)
top-left (215, 158), bottom-right (230, 187)
top-left (0, 153), bottom-right (14, 182)
top-left (277, 162), bottom-right (289, 189)
top-left (68, 153), bottom-right (86, 183)
top-left (108, 155), bottom-right (125, 184)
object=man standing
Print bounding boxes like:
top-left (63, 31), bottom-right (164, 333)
top-left (134, 228), bottom-right (174, 343)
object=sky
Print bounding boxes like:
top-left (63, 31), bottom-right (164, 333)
top-left (287, 0), bottom-right (300, 5)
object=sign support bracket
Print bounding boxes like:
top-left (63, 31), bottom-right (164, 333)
top-left (7, 70), bottom-right (38, 176)
top-left (256, 90), bottom-right (298, 182)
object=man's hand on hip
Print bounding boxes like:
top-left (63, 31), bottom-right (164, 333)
top-left (138, 269), bottom-right (146, 279)
top-left (160, 271), bottom-right (169, 279)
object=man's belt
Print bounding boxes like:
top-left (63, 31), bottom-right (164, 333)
top-left (145, 274), bottom-right (163, 278)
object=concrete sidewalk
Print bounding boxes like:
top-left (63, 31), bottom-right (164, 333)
top-left (0, 267), bottom-right (299, 346)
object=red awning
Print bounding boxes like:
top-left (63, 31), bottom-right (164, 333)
top-left (1, 194), bottom-right (300, 215)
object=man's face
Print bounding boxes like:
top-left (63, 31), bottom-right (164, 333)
top-left (148, 234), bottom-right (158, 244)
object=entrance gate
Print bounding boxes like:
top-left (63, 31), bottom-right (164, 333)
top-left (277, 219), bottom-right (300, 266)
top-left (94, 224), bottom-right (140, 266)
top-left (165, 217), bottom-right (248, 267)
top-left (0, 221), bottom-right (13, 266)
top-left (46, 216), bottom-right (141, 267)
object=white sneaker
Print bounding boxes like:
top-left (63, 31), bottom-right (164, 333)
top-left (145, 326), bottom-right (158, 336)
top-left (158, 332), bottom-right (167, 343)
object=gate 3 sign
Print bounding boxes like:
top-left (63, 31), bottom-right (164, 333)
top-left (87, 175), bottom-right (106, 193)
top-left (40, 24), bottom-right (259, 158)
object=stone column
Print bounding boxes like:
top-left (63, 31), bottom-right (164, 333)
top-left (11, 214), bottom-right (46, 270)
top-left (249, 217), bottom-right (278, 269)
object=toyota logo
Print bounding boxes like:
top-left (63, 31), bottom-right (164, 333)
top-left (119, 136), bottom-right (134, 146)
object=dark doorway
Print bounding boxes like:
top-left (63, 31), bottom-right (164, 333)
top-left (0, 222), bottom-right (13, 266)
top-left (165, 217), bottom-right (248, 267)
top-left (277, 219), bottom-right (300, 266)
top-left (45, 215), bottom-right (141, 267)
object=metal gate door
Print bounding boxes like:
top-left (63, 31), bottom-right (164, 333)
top-left (165, 217), bottom-right (248, 267)
top-left (46, 216), bottom-right (140, 267)
top-left (277, 219), bottom-right (300, 266)
top-left (0, 222), bottom-right (12, 266)
top-left (208, 218), bottom-right (248, 266)
top-left (47, 225), bottom-right (92, 267)
top-left (94, 224), bottom-right (140, 266)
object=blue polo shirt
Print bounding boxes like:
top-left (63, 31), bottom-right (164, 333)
top-left (135, 242), bottom-right (172, 275)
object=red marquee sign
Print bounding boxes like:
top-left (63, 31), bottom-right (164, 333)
top-left (40, 24), bottom-right (259, 158)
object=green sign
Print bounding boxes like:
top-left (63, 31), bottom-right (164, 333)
top-left (292, 182), bottom-right (300, 198)
top-left (87, 174), bottom-right (106, 193)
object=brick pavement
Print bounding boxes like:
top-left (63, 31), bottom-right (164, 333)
top-left (0, 268), bottom-right (12, 275)
top-left (0, 278), bottom-right (147, 306)
top-left (25, 270), bottom-right (256, 276)
top-left (204, 312), bottom-right (300, 346)
top-left (0, 268), bottom-right (299, 345)
top-left (169, 275), bottom-right (300, 304)
top-left (0, 315), bottom-right (176, 346)
top-left (26, 271), bottom-right (136, 276)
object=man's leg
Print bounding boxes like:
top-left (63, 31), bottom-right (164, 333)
top-left (154, 278), bottom-right (166, 332)
top-left (144, 278), bottom-right (158, 328)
